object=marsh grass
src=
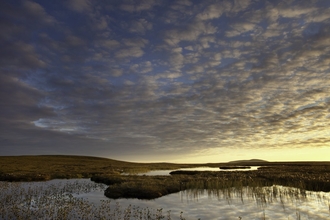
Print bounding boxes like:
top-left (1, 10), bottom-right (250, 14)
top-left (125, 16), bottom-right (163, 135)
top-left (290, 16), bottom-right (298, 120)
top-left (0, 180), bottom-right (186, 220)
top-left (1, 179), bottom-right (329, 220)
top-left (95, 165), bottom-right (330, 203)
top-left (2, 156), bottom-right (330, 219)
top-left (180, 185), bottom-right (330, 219)
top-left (97, 172), bottom-right (272, 200)
top-left (0, 155), bottom-right (215, 182)
top-left (101, 175), bottom-right (186, 199)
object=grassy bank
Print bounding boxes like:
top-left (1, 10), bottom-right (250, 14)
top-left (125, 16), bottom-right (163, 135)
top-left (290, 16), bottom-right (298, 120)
top-left (0, 155), bottom-right (213, 181)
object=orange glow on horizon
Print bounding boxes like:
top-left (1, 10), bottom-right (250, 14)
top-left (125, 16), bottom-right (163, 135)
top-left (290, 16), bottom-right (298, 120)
top-left (168, 147), bottom-right (330, 164)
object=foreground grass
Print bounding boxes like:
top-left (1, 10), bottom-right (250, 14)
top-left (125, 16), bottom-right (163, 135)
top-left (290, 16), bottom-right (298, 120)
top-left (0, 180), bottom-right (188, 220)
top-left (1, 179), bottom-right (329, 220)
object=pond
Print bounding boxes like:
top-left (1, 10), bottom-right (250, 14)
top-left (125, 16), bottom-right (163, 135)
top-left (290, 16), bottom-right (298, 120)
top-left (1, 179), bottom-right (329, 219)
top-left (124, 166), bottom-right (261, 175)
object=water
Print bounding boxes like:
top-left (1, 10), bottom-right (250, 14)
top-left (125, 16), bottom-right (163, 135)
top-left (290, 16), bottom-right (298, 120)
top-left (1, 179), bottom-right (330, 219)
top-left (124, 166), bottom-right (260, 175)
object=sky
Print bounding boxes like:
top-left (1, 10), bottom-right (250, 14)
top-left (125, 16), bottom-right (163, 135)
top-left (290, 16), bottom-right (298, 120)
top-left (1, 0), bottom-right (330, 163)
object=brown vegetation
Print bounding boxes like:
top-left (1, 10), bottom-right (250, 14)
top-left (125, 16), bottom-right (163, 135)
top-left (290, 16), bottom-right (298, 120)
top-left (0, 155), bottom-right (215, 181)
top-left (219, 166), bottom-right (251, 169)
top-left (1, 155), bottom-right (330, 200)
top-left (94, 163), bottom-right (330, 199)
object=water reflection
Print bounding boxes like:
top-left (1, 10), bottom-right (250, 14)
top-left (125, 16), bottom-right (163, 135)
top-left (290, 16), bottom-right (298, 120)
top-left (1, 179), bottom-right (329, 219)
top-left (100, 186), bottom-right (330, 219)
top-left (125, 166), bottom-right (260, 176)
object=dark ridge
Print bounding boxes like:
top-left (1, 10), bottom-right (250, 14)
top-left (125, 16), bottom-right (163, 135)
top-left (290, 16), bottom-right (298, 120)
top-left (228, 159), bottom-right (269, 164)
top-left (220, 166), bottom-right (251, 170)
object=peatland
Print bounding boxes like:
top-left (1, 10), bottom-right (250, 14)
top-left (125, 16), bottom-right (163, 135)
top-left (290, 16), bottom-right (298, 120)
top-left (1, 155), bottom-right (330, 200)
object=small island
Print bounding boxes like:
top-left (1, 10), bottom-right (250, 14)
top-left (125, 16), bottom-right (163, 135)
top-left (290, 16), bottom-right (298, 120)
top-left (219, 166), bottom-right (251, 170)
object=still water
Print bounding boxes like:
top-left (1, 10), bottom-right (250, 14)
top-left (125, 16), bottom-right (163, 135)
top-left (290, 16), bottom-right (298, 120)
top-left (125, 166), bottom-right (260, 175)
top-left (1, 179), bottom-right (330, 219)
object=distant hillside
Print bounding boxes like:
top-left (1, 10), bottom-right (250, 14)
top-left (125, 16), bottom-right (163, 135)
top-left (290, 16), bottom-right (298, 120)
top-left (0, 155), bottom-right (208, 181)
top-left (228, 159), bottom-right (269, 164)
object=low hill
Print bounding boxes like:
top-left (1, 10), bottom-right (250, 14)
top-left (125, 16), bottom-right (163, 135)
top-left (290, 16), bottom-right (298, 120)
top-left (228, 159), bottom-right (269, 164)
top-left (0, 155), bottom-right (203, 181)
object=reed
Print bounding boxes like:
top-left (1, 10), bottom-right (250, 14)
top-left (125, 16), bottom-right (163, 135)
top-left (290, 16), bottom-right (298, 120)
top-left (0, 180), bottom-right (186, 220)
top-left (1, 179), bottom-right (328, 219)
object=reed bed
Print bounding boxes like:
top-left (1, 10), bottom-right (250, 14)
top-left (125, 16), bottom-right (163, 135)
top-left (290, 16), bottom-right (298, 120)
top-left (0, 180), bottom-right (188, 220)
top-left (1, 179), bottom-right (329, 219)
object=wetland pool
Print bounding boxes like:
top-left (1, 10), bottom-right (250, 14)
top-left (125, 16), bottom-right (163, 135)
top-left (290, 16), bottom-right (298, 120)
top-left (124, 166), bottom-right (260, 175)
top-left (1, 178), bottom-right (330, 219)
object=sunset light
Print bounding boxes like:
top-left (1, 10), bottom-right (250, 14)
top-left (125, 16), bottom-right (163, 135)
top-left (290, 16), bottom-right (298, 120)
top-left (1, 0), bottom-right (330, 163)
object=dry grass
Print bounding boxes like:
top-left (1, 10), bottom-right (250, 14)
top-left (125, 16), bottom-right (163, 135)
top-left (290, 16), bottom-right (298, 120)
top-left (1, 155), bottom-right (330, 200)
top-left (94, 164), bottom-right (330, 199)
top-left (1, 179), bottom-right (328, 219)
top-left (0, 179), bottom-right (186, 220)
top-left (0, 155), bottom-right (207, 181)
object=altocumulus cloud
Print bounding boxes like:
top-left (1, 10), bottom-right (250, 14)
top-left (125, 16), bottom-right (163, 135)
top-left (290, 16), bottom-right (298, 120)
top-left (1, 0), bottom-right (330, 161)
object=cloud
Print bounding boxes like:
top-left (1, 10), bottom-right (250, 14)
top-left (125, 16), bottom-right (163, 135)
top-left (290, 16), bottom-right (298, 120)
top-left (278, 5), bottom-right (316, 18)
top-left (0, 41), bottom-right (46, 69)
top-left (122, 38), bottom-right (148, 47)
top-left (129, 61), bottom-right (153, 74)
top-left (167, 47), bottom-right (184, 70)
top-left (67, 0), bottom-right (91, 12)
top-left (113, 38), bottom-right (148, 59)
top-left (65, 35), bottom-right (86, 47)
top-left (95, 39), bottom-right (120, 50)
top-left (196, 0), bottom-right (252, 21)
top-left (128, 19), bottom-right (153, 34)
top-left (119, 0), bottom-right (159, 12)
top-left (163, 21), bottom-right (217, 46)
top-left (111, 69), bottom-right (124, 77)
top-left (157, 71), bottom-right (182, 80)
top-left (2, 0), bottom-right (330, 161)
top-left (95, 16), bottom-right (109, 30)
top-left (196, 1), bottom-right (230, 20)
top-left (169, 0), bottom-right (192, 11)
top-left (0, 73), bottom-right (55, 148)
top-left (22, 0), bottom-right (56, 24)
top-left (115, 47), bottom-right (144, 59)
